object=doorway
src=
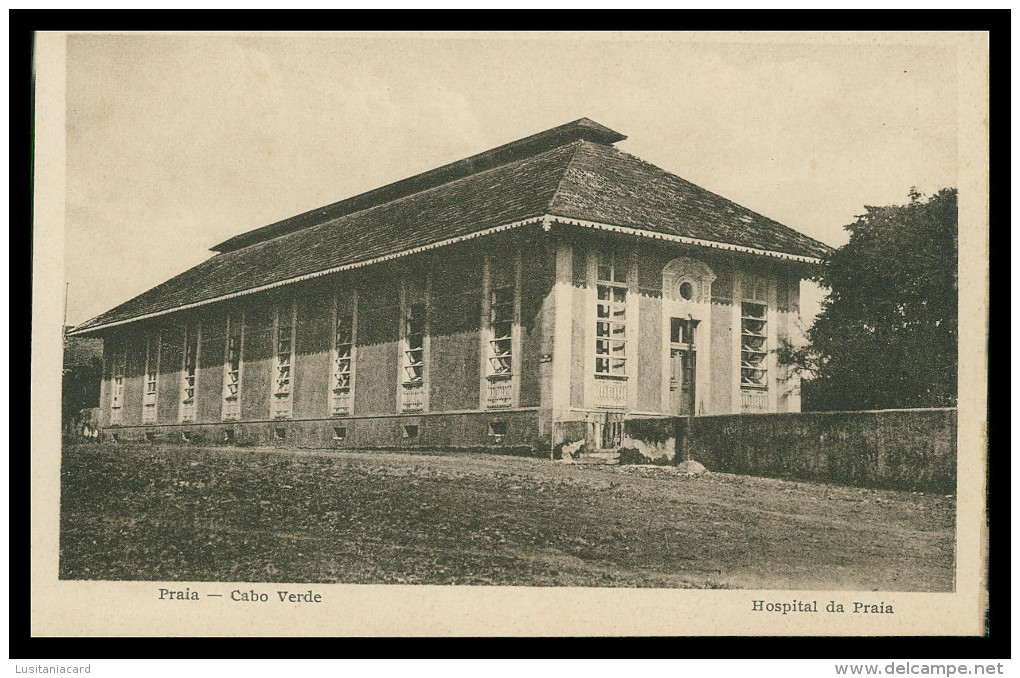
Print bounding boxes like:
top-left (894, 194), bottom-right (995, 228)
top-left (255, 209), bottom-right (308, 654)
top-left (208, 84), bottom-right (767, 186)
top-left (669, 317), bottom-right (698, 416)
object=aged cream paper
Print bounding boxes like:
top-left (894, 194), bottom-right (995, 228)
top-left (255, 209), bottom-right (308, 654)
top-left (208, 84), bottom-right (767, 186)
top-left (31, 30), bottom-right (989, 637)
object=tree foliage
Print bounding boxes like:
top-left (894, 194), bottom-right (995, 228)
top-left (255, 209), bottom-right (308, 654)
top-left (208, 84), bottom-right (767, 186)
top-left (783, 188), bottom-right (958, 411)
top-left (62, 332), bottom-right (104, 433)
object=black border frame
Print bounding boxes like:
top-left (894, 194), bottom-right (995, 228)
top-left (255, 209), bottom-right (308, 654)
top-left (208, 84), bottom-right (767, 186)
top-left (13, 10), bottom-right (1007, 659)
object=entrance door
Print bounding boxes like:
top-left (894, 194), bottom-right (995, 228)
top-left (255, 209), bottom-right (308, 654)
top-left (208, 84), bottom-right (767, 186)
top-left (669, 318), bottom-right (698, 416)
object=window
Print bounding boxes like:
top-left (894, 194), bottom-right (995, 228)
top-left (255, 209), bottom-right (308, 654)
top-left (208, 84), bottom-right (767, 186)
top-left (332, 426), bottom-right (347, 441)
top-left (109, 343), bottom-right (126, 425)
top-left (484, 255), bottom-right (517, 410)
top-left (488, 259), bottom-right (514, 377)
top-left (595, 251), bottom-right (628, 377)
top-left (740, 299), bottom-right (768, 390)
top-left (180, 325), bottom-right (200, 423)
top-left (142, 332), bottom-right (160, 424)
top-left (223, 312), bottom-right (243, 420)
top-left (273, 302), bottom-right (296, 418)
top-left (402, 424), bottom-right (419, 439)
top-left (331, 295), bottom-right (355, 416)
top-left (402, 303), bottom-right (425, 385)
top-left (678, 280), bottom-right (694, 301)
top-left (399, 275), bottom-right (428, 413)
top-left (671, 317), bottom-right (697, 345)
top-left (400, 302), bottom-right (426, 412)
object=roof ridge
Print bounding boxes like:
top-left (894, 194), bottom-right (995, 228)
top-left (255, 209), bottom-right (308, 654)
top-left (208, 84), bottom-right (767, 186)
top-left (545, 140), bottom-right (589, 217)
top-left (212, 119), bottom-right (625, 253)
top-left (198, 140), bottom-right (587, 259)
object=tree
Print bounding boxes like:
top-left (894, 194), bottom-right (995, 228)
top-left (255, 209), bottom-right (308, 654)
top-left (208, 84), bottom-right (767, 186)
top-left (62, 330), bottom-right (104, 436)
top-left (781, 188), bottom-right (958, 411)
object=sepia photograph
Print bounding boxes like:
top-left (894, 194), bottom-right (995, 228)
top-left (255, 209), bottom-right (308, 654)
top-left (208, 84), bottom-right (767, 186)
top-left (32, 30), bottom-right (988, 637)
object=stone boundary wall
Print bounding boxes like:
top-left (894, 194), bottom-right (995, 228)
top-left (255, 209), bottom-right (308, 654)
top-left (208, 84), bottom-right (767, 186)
top-left (625, 408), bottom-right (957, 493)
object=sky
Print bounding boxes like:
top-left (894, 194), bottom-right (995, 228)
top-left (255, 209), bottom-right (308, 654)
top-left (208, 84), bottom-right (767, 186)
top-left (62, 32), bottom-right (959, 327)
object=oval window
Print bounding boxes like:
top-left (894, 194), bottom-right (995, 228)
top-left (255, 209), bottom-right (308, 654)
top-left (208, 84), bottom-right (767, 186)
top-left (678, 281), bottom-right (694, 301)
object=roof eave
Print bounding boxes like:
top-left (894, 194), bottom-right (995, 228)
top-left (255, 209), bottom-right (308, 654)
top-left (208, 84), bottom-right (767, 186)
top-left (545, 215), bottom-right (829, 265)
top-left (66, 216), bottom-right (550, 337)
top-left (67, 213), bottom-right (826, 337)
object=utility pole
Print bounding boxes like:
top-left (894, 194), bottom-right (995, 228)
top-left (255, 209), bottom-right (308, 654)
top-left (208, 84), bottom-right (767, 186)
top-left (684, 313), bottom-right (696, 462)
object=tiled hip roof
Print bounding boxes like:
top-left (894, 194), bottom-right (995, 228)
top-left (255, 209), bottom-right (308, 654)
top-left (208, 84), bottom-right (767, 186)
top-left (70, 124), bottom-right (832, 335)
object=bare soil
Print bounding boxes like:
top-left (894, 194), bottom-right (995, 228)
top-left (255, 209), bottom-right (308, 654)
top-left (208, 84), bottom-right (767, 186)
top-left (59, 444), bottom-right (955, 590)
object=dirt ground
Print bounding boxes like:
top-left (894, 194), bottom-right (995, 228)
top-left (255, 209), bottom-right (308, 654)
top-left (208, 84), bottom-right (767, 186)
top-left (59, 444), bottom-right (955, 590)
